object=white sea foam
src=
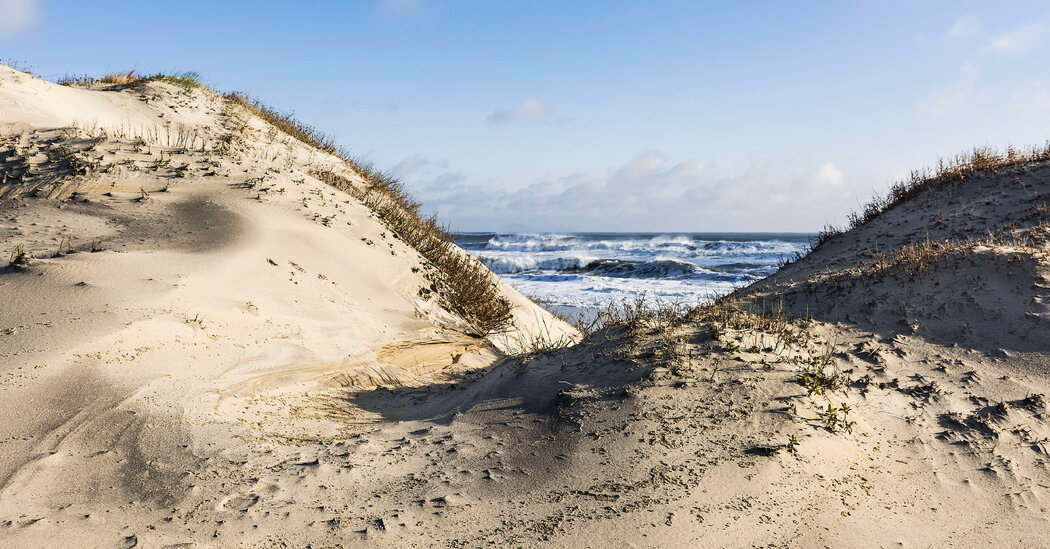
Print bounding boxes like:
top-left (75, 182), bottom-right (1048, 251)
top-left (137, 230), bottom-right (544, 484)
top-left (478, 253), bottom-right (600, 274)
top-left (508, 274), bottom-right (739, 310)
top-left (457, 232), bottom-right (811, 313)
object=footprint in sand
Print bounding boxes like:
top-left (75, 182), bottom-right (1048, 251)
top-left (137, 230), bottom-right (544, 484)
top-left (222, 493), bottom-right (260, 512)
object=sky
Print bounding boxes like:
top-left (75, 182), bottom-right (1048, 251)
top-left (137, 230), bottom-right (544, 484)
top-left (2, 0), bottom-right (1050, 232)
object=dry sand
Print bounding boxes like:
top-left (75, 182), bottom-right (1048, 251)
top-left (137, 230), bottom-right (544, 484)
top-left (2, 64), bottom-right (1050, 547)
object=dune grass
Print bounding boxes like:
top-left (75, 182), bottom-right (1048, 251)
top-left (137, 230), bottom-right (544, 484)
top-left (7, 243), bottom-right (27, 267)
top-left (814, 143), bottom-right (1050, 246)
top-left (223, 92), bottom-right (342, 156)
top-left (58, 71), bottom-right (201, 91)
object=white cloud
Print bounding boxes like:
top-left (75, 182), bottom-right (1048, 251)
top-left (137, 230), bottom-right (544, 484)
top-left (0, 0), bottom-right (40, 38)
top-left (817, 162), bottom-right (844, 186)
top-left (949, 14), bottom-right (980, 38)
top-left (989, 24), bottom-right (1046, 56)
top-left (398, 152), bottom-right (856, 232)
top-left (487, 99), bottom-right (554, 124)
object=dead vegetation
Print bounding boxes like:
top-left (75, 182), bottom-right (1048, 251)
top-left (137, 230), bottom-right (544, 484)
top-left (563, 294), bottom-right (823, 380)
top-left (497, 312), bottom-right (578, 357)
top-left (865, 235), bottom-right (974, 281)
top-left (815, 143), bottom-right (1050, 245)
top-left (0, 127), bottom-right (205, 199)
top-left (223, 92), bottom-right (343, 157)
top-left (803, 225), bottom-right (1050, 292)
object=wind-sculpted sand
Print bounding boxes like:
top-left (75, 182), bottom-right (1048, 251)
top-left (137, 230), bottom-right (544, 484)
top-left (2, 64), bottom-right (1050, 547)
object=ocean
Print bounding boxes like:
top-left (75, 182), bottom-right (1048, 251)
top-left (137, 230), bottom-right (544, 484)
top-left (456, 232), bottom-right (814, 318)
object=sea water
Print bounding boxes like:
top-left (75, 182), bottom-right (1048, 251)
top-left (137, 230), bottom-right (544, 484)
top-left (456, 232), bottom-right (813, 319)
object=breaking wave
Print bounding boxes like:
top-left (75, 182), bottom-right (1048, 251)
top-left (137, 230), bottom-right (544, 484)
top-left (455, 232), bottom-right (812, 313)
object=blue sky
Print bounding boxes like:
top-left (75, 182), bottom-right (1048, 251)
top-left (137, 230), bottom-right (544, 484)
top-left (3, 0), bottom-right (1049, 232)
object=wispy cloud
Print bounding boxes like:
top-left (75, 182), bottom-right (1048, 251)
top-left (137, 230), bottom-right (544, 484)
top-left (948, 14), bottom-right (980, 38)
top-left (916, 62), bottom-right (978, 115)
top-left (390, 154), bottom-right (449, 179)
top-left (378, 0), bottom-right (422, 17)
top-left (1008, 82), bottom-right (1050, 113)
top-left (487, 99), bottom-right (553, 124)
top-left (0, 0), bottom-right (40, 39)
top-left (920, 20), bottom-right (1048, 116)
top-left (988, 23), bottom-right (1046, 56)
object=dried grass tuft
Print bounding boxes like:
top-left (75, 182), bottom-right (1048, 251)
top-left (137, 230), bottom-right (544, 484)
top-left (847, 144), bottom-right (1050, 230)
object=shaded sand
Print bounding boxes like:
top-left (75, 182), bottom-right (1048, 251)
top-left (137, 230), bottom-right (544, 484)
top-left (3, 64), bottom-right (1050, 547)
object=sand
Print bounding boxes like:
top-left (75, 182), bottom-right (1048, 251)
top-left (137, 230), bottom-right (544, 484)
top-left (2, 64), bottom-right (1050, 547)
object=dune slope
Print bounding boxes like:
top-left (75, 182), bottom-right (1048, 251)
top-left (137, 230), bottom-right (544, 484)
top-left (0, 65), bottom-right (574, 547)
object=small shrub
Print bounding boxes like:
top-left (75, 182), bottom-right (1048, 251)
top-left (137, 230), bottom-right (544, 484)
top-left (757, 434), bottom-right (800, 456)
top-left (797, 345), bottom-right (844, 396)
top-left (822, 403), bottom-right (856, 433)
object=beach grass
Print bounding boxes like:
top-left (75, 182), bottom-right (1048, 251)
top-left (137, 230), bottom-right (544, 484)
top-left (58, 71), bottom-right (201, 91)
top-left (813, 144), bottom-right (1050, 246)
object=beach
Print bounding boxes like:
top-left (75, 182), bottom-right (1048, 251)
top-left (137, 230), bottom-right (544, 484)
top-left (2, 63), bottom-right (1050, 548)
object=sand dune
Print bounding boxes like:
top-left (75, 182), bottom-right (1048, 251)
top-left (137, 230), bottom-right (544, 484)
top-left (2, 64), bottom-right (1050, 547)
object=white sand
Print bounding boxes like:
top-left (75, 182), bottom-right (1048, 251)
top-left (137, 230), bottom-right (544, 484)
top-left (2, 64), bottom-right (1049, 547)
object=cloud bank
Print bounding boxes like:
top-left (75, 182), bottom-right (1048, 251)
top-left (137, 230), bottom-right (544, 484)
top-left (397, 151), bottom-right (857, 232)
